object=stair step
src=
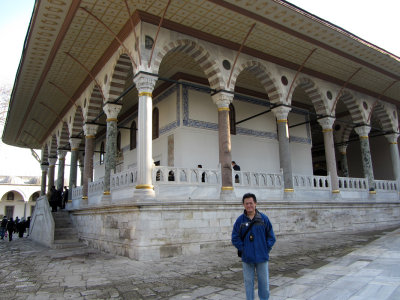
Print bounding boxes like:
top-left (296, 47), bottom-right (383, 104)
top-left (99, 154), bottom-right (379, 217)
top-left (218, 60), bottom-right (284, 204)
top-left (52, 242), bottom-right (85, 249)
top-left (53, 237), bottom-right (79, 243)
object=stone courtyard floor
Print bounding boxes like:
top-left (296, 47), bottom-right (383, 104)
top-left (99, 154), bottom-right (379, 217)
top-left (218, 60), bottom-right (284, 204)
top-left (0, 225), bottom-right (399, 299)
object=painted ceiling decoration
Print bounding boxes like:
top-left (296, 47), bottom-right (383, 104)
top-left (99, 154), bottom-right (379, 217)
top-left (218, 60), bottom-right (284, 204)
top-left (3, 0), bottom-right (400, 149)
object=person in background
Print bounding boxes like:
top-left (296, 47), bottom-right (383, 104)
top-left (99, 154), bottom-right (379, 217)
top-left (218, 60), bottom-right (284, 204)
top-left (6, 217), bottom-right (15, 242)
top-left (0, 216), bottom-right (7, 239)
top-left (232, 193), bottom-right (276, 300)
top-left (17, 218), bottom-right (26, 238)
top-left (232, 161), bottom-right (241, 183)
top-left (26, 216), bottom-right (31, 237)
top-left (232, 161), bottom-right (240, 171)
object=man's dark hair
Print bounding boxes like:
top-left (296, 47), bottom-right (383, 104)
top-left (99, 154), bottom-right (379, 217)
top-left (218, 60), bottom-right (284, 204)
top-left (242, 193), bottom-right (257, 203)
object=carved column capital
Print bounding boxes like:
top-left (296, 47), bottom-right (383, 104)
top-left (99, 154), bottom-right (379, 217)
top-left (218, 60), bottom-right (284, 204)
top-left (385, 133), bottom-right (399, 144)
top-left (41, 164), bottom-right (49, 172)
top-left (83, 123), bottom-right (99, 137)
top-left (103, 103), bottom-right (122, 121)
top-left (212, 91), bottom-right (234, 109)
top-left (48, 157), bottom-right (57, 166)
top-left (69, 138), bottom-right (81, 151)
top-left (317, 117), bottom-right (336, 131)
top-left (272, 106), bottom-right (292, 120)
top-left (57, 150), bottom-right (67, 160)
top-left (354, 125), bottom-right (371, 138)
top-left (133, 73), bottom-right (157, 95)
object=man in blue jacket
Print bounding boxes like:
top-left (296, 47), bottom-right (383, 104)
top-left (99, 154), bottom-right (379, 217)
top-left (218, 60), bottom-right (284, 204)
top-left (232, 193), bottom-right (276, 300)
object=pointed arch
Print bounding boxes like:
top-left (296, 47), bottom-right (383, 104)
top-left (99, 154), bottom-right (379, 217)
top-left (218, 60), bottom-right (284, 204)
top-left (230, 60), bottom-right (281, 104)
top-left (290, 77), bottom-right (329, 116)
top-left (370, 102), bottom-right (397, 133)
top-left (153, 39), bottom-right (224, 90)
top-left (338, 91), bottom-right (366, 125)
top-left (57, 122), bottom-right (70, 150)
top-left (340, 124), bottom-right (354, 144)
top-left (42, 144), bottom-right (49, 164)
top-left (71, 106), bottom-right (84, 137)
top-left (48, 134), bottom-right (58, 158)
top-left (108, 53), bottom-right (133, 102)
top-left (86, 85), bottom-right (103, 123)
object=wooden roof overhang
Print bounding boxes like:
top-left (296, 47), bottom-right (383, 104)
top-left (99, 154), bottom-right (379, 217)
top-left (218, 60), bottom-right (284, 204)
top-left (3, 0), bottom-right (400, 149)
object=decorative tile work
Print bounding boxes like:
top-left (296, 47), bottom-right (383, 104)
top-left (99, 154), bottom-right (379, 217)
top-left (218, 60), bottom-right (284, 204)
top-left (236, 127), bottom-right (277, 139)
top-left (182, 85), bottom-right (309, 143)
top-left (290, 136), bottom-right (312, 144)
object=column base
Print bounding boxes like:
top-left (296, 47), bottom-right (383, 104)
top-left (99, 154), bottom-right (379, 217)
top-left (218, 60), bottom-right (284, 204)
top-left (81, 196), bottom-right (89, 206)
top-left (134, 186), bottom-right (156, 200)
top-left (100, 192), bottom-right (112, 204)
top-left (283, 188), bottom-right (295, 201)
top-left (220, 187), bottom-right (235, 201)
top-left (331, 190), bottom-right (341, 200)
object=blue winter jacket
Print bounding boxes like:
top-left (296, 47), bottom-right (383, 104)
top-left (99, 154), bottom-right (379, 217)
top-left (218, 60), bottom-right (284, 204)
top-left (231, 209), bottom-right (276, 263)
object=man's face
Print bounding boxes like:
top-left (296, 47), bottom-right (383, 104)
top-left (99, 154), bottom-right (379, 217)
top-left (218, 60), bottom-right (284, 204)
top-left (243, 197), bottom-right (256, 214)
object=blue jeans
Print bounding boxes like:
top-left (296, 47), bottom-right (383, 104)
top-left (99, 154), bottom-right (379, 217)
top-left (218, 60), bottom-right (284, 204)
top-left (242, 261), bottom-right (269, 300)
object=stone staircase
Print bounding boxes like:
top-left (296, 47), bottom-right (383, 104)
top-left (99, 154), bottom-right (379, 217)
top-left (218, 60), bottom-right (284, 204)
top-left (52, 211), bottom-right (83, 249)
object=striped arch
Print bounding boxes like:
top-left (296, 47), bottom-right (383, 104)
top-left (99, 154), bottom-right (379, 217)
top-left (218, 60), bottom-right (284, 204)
top-left (107, 54), bottom-right (132, 102)
top-left (370, 102), bottom-right (397, 133)
top-left (338, 91), bottom-right (365, 125)
top-left (41, 144), bottom-right (49, 164)
top-left (153, 39), bottom-right (224, 90)
top-left (340, 124), bottom-right (354, 144)
top-left (57, 122), bottom-right (70, 149)
top-left (70, 106), bottom-right (84, 138)
top-left (86, 85), bottom-right (103, 123)
top-left (48, 134), bottom-right (58, 158)
top-left (230, 60), bottom-right (281, 103)
top-left (290, 77), bottom-right (329, 115)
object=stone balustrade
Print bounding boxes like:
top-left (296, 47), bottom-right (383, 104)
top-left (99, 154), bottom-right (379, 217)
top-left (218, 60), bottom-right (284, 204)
top-left (293, 174), bottom-right (330, 190)
top-left (88, 179), bottom-right (104, 196)
top-left (70, 167), bottom-right (400, 205)
top-left (233, 171), bottom-right (283, 188)
top-left (71, 186), bottom-right (83, 200)
top-left (111, 169), bottom-right (137, 190)
top-left (338, 177), bottom-right (368, 191)
top-left (152, 166), bottom-right (220, 184)
top-left (374, 179), bottom-right (398, 191)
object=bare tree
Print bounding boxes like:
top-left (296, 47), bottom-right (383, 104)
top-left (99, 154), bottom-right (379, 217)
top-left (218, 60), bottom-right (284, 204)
top-left (0, 84), bottom-right (11, 128)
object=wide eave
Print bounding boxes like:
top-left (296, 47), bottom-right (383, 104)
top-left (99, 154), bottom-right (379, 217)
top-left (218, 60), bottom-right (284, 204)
top-left (3, 0), bottom-right (400, 149)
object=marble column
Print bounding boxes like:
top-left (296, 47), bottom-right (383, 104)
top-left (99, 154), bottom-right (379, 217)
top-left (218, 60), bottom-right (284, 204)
top-left (354, 125), bottom-right (375, 192)
top-left (82, 123), bottom-right (98, 201)
top-left (40, 163), bottom-right (49, 196)
top-left (103, 103), bottom-right (122, 197)
top-left (47, 157), bottom-right (57, 190)
top-left (68, 137), bottom-right (81, 200)
top-left (385, 133), bottom-right (400, 183)
top-left (212, 92), bottom-right (234, 199)
top-left (318, 117), bottom-right (340, 194)
top-left (272, 106), bottom-right (294, 193)
top-left (133, 73), bottom-right (157, 198)
top-left (338, 145), bottom-right (349, 177)
top-left (56, 150), bottom-right (67, 191)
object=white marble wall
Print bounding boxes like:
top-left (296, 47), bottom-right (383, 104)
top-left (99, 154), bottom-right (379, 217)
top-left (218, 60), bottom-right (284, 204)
top-left (70, 200), bottom-right (400, 261)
